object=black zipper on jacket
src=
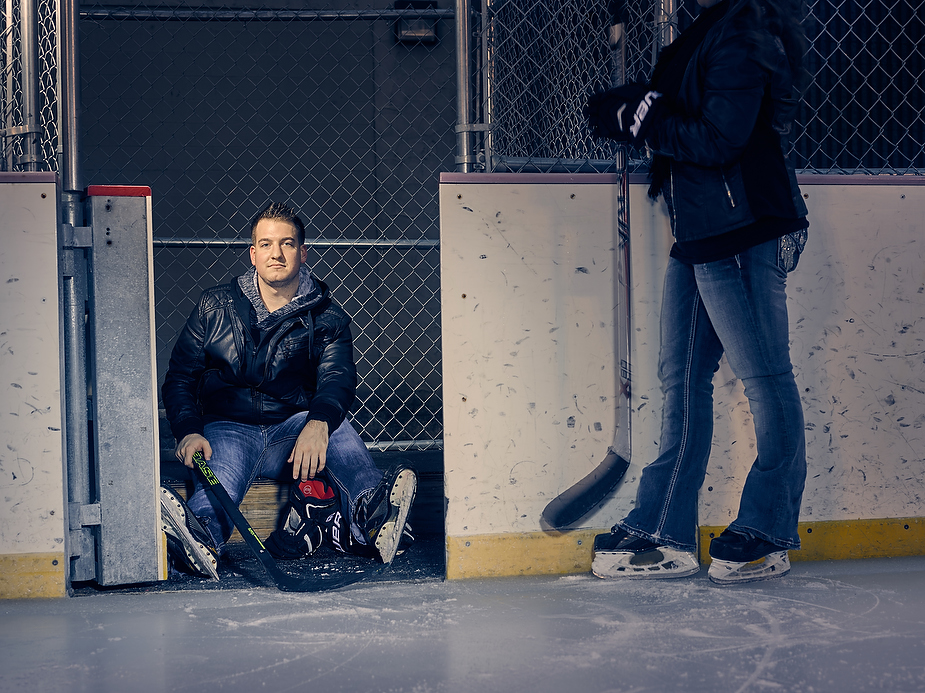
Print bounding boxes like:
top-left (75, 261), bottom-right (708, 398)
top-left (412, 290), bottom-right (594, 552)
top-left (668, 166), bottom-right (677, 230)
top-left (262, 319), bottom-right (301, 386)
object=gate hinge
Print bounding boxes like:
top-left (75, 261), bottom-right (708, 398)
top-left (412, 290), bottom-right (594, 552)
top-left (62, 223), bottom-right (92, 248)
top-left (69, 502), bottom-right (101, 529)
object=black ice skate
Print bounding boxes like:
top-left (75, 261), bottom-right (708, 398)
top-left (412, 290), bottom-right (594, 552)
top-left (160, 485), bottom-right (220, 579)
top-left (591, 527), bottom-right (699, 579)
top-left (264, 477), bottom-right (336, 560)
top-left (355, 465), bottom-right (417, 564)
top-left (708, 529), bottom-right (790, 585)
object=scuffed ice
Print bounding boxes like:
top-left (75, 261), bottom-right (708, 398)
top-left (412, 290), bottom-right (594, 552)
top-left (2, 556), bottom-right (925, 692)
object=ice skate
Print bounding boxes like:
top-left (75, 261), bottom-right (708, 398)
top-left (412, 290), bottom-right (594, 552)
top-left (591, 527), bottom-right (699, 579)
top-left (356, 465), bottom-right (417, 564)
top-left (708, 529), bottom-right (790, 585)
top-left (160, 485), bottom-right (220, 579)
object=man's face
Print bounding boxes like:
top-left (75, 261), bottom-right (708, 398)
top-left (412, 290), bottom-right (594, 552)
top-left (249, 218), bottom-right (308, 289)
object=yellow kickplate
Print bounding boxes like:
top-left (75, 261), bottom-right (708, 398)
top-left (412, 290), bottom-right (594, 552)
top-left (448, 518), bottom-right (925, 580)
top-left (446, 529), bottom-right (601, 579)
top-left (0, 552), bottom-right (67, 599)
top-left (701, 517), bottom-right (925, 565)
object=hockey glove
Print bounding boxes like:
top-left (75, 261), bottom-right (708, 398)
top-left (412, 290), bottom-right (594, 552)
top-left (264, 477), bottom-right (337, 560)
top-left (585, 83), bottom-right (664, 146)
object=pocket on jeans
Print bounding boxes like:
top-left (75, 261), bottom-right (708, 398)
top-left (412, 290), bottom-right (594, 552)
top-left (778, 229), bottom-right (808, 273)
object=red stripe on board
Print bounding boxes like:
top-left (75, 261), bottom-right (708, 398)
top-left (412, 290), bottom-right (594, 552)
top-left (86, 185), bottom-right (152, 197)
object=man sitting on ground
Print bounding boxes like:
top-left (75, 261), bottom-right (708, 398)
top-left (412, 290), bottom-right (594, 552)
top-left (160, 201), bottom-right (416, 578)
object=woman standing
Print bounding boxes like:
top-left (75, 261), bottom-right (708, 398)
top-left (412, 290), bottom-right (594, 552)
top-left (584, 0), bottom-right (810, 584)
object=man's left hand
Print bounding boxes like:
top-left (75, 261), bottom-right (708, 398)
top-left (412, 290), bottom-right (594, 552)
top-left (289, 419), bottom-right (329, 480)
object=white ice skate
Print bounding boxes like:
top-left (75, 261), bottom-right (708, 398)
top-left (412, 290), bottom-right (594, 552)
top-left (708, 529), bottom-right (791, 585)
top-left (160, 485), bottom-right (220, 580)
top-left (592, 528), bottom-right (700, 579)
top-left (708, 550), bottom-right (790, 585)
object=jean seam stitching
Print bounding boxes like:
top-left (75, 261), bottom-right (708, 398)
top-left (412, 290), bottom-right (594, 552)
top-left (654, 291), bottom-right (700, 540)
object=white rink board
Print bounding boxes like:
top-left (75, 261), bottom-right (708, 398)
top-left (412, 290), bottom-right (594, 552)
top-left (441, 174), bottom-right (925, 539)
top-left (440, 175), bottom-right (622, 535)
top-left (770, 181), bottom-right (925, 523)
top-left (0, 176), bottom-right (66, 555)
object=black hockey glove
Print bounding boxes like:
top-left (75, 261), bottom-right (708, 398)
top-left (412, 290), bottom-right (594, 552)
top-left (264, 477), bottom-right (336, 560)
top-left (584, 83), bottom-right (664, 146)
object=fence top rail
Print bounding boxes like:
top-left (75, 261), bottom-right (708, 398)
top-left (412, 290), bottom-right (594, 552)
top-left (796, 173), bottom-right (925, 186)
top-left (80, 7), bottom-right (456, 21)
top-left (153, 237), bottom-right (440, 248)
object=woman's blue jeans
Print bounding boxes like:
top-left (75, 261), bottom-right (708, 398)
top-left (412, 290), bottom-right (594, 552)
top-left (186, 415), bottom-right (382, 554)
top-left (620, 237), bottom-right (806, 552)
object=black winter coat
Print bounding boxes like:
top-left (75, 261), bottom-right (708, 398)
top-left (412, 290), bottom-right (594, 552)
top-left (162, 275), bottom-right (356, 443)
top-left (647, 5), bottom-right (807, 242)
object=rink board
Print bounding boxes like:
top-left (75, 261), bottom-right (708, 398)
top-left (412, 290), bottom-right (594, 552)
top-left (0, 174), bottom-right (68, 598)
top-left (440, 174), bottom-right (925, 579)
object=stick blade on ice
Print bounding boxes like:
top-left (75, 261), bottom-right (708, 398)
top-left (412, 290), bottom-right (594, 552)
top-left (541, 448), bottom-right (630, 530)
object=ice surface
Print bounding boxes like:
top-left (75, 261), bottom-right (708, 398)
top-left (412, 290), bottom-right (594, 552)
top-left (2, 556), bottom-right (924, 693)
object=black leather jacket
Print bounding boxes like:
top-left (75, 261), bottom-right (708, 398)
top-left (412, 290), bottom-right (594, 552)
top-left (647, 9), bottom-right (807, 242)
top-left (162, 274), bottom-right (356, 442)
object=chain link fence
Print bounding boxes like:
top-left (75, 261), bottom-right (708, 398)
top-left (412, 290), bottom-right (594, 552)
top-left (800, 0), bottom-right (924, 173)
top-left (77, 4), bottom-right (456, 450)
top-left (479, 0), bottom-right (924, 175)
top-left (2, 0), bottom-right (923, 450)
top-left (1, 0), bottom-right (58, 171)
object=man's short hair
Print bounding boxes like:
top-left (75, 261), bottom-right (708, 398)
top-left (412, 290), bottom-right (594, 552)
top-left (250, 202), bottom-right (306, 246)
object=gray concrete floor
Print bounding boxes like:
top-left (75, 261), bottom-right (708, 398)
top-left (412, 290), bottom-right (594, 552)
top-left (2, 556), bottom-right (925, 693)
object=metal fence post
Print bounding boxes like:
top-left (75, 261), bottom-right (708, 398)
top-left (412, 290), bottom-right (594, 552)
top-left (62, 241), bottom-right (95, 582)
top-left (455, 0), bottom-right (473, 172)
top-left (654, 0), bottom-right (678, 61)
top-left (58, 0), bottom-right (96, 582)
top-left (16, 0), bottom-right (41, 170)
top-left (59, 0), bottom-right (81, 198)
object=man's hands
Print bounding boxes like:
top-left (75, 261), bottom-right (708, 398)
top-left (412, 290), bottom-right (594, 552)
top-left (176, 433), bottom-right (212, 468)
top-left (289, 419), bottom-right (329, 481)
top-left (175, 419), bottom-right (330, 480)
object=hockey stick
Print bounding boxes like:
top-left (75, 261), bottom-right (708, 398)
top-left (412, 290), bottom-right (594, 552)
top-left (540, 447), bottom-right (630, 529)
top-left (541, 180), bottom-right (632, 529)
top-left (541, 1), bottom-right (633, 531)
top-left (192, 451), bottom-right (385, 592)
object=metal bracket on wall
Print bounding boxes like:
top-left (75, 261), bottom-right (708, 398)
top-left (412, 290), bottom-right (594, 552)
top-left (61, 223), bottom-right (92, 248)
top-left (454, 123), bottom-right (494, 133)
top-left (68, 502), bottom-right (101, 528)
top-left (67, 502), bottom-right (100, 582)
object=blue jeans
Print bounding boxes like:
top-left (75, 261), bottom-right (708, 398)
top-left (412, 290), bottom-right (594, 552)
top-left (187, 414), bottom-right (382, 554)
top-left (620, 237), bottom-right (806, 551)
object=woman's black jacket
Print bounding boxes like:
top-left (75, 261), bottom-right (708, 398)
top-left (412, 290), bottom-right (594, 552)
top-left (646, 10), bottom-right (808, 242)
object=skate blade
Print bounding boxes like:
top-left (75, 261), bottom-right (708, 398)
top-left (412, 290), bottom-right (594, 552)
top-left (161, 519), bottom-right (220, 580)
top-left (708, 551), bottom-right (790, 585)
top-left (160, 488), bottom-right (220, 580)
top-left (592, 546), bottom-right (699, 579)
top-left (374, 469), bottom-right (417, 564)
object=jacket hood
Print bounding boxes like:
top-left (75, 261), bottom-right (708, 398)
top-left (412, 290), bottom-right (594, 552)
top-left (237, 265), bottom-right (326, 331)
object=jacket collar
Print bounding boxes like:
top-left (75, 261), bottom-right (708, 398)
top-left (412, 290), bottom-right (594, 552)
top-left (236, 266), bottom-right (326, 331)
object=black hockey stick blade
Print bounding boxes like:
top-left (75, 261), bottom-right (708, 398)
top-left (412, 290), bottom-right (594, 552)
top-left (191, 452), bottom-right (385, 592)
top-left (541, 448), bottom-right (630, 531)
